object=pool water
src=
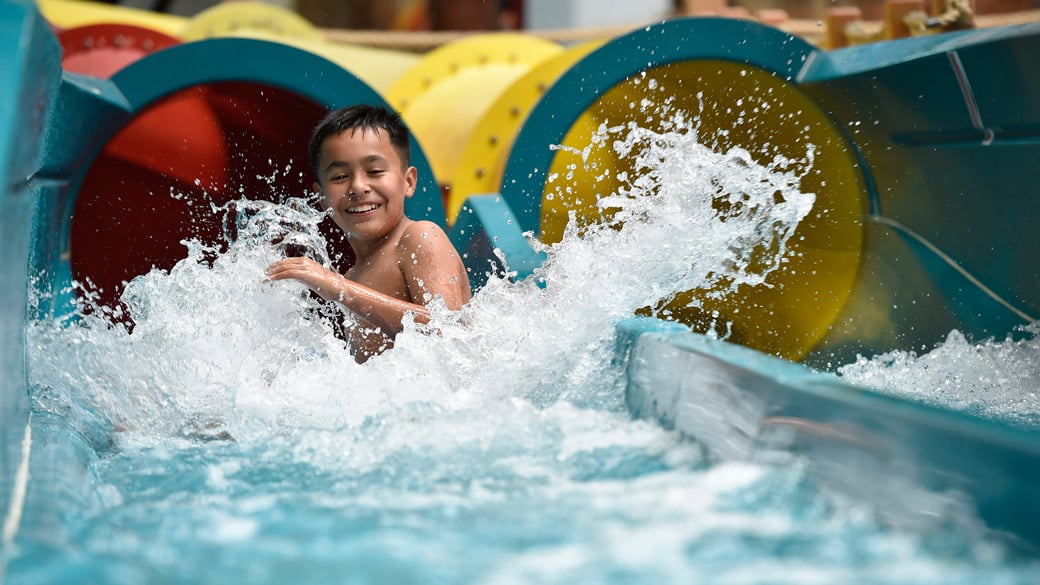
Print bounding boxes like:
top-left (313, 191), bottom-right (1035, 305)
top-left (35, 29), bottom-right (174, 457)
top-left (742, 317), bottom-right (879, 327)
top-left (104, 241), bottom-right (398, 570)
top-left (10, 112), bottom-right (1040, 584)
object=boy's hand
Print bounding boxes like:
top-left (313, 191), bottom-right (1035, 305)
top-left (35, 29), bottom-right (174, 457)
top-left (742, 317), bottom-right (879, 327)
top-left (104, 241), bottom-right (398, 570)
top-left (266, 257), bottom-right (344, 301)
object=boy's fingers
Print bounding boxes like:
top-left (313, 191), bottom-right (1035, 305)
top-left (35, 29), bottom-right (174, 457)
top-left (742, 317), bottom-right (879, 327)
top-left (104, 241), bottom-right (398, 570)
top-left (267, 257), bottom-right (305, 271)
top-left (265, 257), bottom-right (327, 285)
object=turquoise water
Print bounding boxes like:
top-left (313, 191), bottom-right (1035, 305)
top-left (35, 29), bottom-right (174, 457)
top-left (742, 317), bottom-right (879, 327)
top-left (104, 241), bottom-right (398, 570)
top-left (9, 112), bottom-right (1040, 584)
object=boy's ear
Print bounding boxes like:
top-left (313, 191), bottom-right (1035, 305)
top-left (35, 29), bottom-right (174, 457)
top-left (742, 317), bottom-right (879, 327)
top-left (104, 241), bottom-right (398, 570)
top-left (404, 166), bottom-right (417, 198)
top-left (313, 182), bottom-right (329, 210)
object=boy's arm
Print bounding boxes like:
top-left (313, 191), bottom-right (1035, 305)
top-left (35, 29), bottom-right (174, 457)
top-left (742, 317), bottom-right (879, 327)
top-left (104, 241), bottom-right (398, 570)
top-left (265, 257), bottom-right (431, 336)
top-left (265, 221), bottom-right (470, 337)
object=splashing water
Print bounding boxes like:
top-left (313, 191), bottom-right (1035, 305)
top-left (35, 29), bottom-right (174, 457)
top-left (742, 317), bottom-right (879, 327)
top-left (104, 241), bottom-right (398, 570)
top-left (31, 108), bottom-right (818, 441)
top-left (18, 110), bottom-right (1040, 584)
top-left (838, 324), bottom-right (1040, 429)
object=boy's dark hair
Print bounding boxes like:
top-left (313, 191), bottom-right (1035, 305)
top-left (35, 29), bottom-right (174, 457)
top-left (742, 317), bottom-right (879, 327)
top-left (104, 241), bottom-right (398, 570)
top-left (308, 104), bottom-right (411, 177)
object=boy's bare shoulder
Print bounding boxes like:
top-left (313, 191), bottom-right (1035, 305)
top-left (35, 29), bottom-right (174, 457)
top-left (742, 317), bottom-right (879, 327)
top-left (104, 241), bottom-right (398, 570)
top-left (398, 220), bottom-right (452, 248)
top-left (395, 220), bottom-right (464, 274)
top-left (397, 219), bottom-right (471, 306)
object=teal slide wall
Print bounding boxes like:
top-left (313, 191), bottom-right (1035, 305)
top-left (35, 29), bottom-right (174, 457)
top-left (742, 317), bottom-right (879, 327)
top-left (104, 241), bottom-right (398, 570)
top-left (618, 317), bottom-right (1040, 551)
top-left (0, 0), bottom-right (60, 522)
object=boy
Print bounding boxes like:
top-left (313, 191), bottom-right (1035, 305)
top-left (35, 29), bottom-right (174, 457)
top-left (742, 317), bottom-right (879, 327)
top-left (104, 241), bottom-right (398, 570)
top-left (266, 105), bottom-right (471, 362)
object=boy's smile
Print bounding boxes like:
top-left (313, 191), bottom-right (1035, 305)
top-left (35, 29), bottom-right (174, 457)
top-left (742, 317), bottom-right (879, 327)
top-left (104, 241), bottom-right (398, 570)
top-left (346, 202), bottom-right (381, 215)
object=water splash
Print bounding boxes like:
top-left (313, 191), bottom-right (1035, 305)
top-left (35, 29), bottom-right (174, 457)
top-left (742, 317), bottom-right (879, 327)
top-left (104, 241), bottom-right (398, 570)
top-left (546, 109), bottom-right (816, 306)
top-left (838, 324), bottom-right (1040, 428)
top-left (30, 107), bottom-right (819, 446)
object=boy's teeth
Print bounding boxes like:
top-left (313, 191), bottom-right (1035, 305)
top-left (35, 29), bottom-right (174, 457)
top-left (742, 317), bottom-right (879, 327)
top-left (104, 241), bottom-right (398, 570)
top-left (348, 204), bottom-right (378, 213)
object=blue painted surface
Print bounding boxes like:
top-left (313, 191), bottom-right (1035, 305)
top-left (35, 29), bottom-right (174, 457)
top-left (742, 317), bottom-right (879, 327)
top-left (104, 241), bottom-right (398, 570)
top-left (448, 194), bottom-right (546, 290)
top-left (799, 24), bottom-right (1040, 354)
top-left (804, 23), bottom-right (1040, 79)
top-left (31, 73), bottom-right (134, 318)
top-left (0, 0), bottom-right (60, 521)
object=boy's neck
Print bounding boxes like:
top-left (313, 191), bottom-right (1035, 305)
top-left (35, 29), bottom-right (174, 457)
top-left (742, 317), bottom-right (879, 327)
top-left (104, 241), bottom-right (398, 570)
top-left (348, 217), bottom-right (412, 262)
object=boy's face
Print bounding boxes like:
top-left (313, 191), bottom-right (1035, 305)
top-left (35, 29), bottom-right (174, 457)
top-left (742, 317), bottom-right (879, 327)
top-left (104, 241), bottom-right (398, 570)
top-left (314, 127), bottom-right (417, 246)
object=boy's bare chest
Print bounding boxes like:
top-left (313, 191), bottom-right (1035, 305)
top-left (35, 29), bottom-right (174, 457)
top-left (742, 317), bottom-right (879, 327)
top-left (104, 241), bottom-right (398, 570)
top-left (347, 252), bottom-right (411, 302)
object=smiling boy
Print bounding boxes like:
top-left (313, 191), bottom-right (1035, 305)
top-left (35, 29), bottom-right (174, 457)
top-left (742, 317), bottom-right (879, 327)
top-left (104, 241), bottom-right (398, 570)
top-left (266, 105), bottom-right (471, 362)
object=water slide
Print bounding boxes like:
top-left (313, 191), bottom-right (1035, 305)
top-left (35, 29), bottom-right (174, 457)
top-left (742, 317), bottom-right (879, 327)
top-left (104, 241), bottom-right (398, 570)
top-left (3, 0), bottom-right (1040, 569)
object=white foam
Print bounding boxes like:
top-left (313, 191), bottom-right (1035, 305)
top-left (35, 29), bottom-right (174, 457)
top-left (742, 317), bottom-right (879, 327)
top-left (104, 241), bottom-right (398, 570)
top-left (838, 325), bottom-right (1040, 426)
